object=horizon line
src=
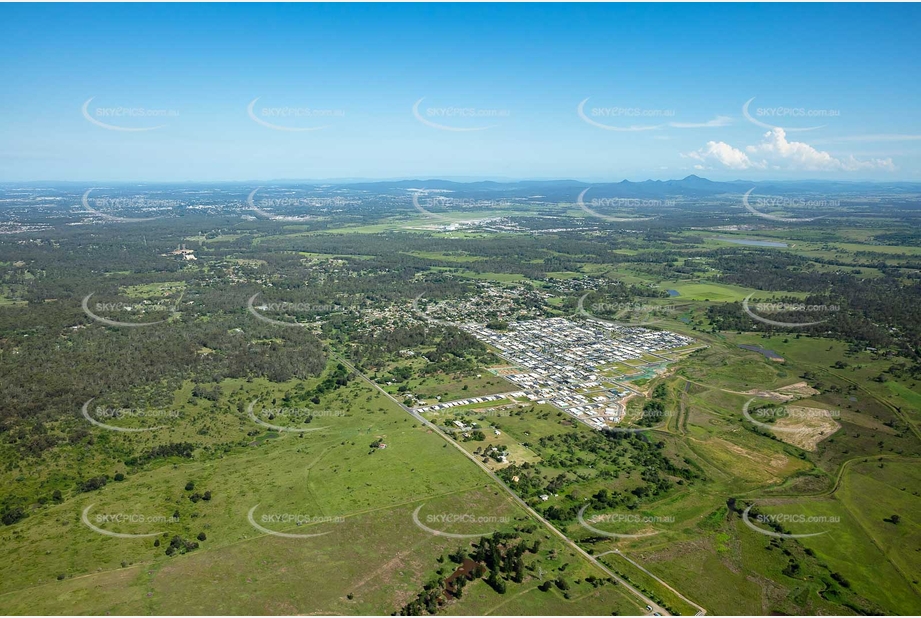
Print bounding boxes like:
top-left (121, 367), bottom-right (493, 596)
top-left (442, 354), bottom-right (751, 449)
top-left (3, 175), bottom-right (920, 186)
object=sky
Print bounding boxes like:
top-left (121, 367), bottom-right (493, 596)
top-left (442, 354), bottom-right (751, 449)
top-left (1, 2), bottom-right (919, 183)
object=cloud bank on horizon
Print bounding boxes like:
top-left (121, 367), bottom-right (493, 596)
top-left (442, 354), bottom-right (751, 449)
top-left (684, 128), bottom-right (897, 173)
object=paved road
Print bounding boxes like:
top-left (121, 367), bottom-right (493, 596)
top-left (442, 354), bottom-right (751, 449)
top-left (601, 549), bottom-right (706, 615)
top-left (333, 351), bottom-right (685, 617)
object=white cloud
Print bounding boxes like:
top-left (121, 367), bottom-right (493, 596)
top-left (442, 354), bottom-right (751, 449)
top-left (669, 115), bottom-right (732, 129)
top-left (684, 128), bottom-right (896, 172)
top-left (684, 140), bottom-right (762, 170)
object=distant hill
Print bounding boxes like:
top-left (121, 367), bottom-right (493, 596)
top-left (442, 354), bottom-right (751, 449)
top-left (328, 175), bottom-right (921, 200)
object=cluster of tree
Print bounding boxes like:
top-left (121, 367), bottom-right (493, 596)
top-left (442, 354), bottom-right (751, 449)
top-left (163, 534), bottom-right (200, 556)
top-left (125, 442), bottom-right (196, 466)
top-left (471, 531), bottom-right (533, 589)
top-left (704, 250), bottom-right (921, 366)
top-left (499, 431), bottom-right (699, 523)
top-left (639, 383), bottom-right (669, 427)
top-left (397, 532), bottom-right (534, 614)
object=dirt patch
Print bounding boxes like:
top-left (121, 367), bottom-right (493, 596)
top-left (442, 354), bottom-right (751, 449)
top-left (744, 381), bottom-right (820, 402)
top-left (770, 407), bottom-right (841, 451)
top-left (775, 382), bottom-right (820, 398)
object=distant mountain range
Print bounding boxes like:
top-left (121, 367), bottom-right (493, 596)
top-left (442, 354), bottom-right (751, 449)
top-left (336, 175), bottom-right (921, 199)
top-left (6, 176), bottom-right (921, 200)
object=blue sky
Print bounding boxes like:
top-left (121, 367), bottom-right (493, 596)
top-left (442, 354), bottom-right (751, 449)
top-left (1, 3), bottom-right (919, 182)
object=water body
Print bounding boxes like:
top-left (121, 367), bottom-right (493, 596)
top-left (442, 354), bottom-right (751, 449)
top-left (666, 289), bottom-right (680, 297)
top-left (714, 236), bottom-right (788, 248)
top-left (739, 344), bottom-right (784, 361)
